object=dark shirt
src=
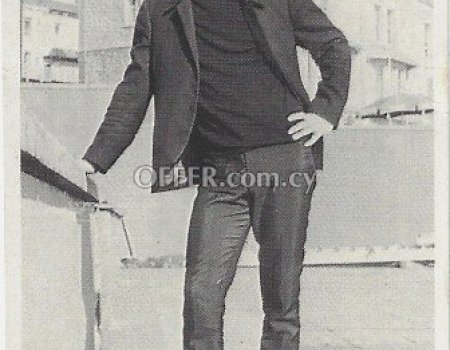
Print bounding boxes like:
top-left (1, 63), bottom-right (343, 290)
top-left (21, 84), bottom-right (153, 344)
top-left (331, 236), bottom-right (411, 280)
top-left (192, 0), bottom-right (300, 152)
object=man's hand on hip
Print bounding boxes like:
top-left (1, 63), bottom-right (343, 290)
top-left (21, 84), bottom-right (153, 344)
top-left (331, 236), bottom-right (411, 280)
top-left (287, 112), bottom-right (333, 147)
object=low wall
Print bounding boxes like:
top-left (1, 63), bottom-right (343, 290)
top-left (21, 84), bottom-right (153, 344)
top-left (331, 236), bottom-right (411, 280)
top-left (21, 83), bottom-right (434, 259)
top-left (20, 106), bottom-right (129, 350)
top-left (21, 169), bottom-right (137, 350)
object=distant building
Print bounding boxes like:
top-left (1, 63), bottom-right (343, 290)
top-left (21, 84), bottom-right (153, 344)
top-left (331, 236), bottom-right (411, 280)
top-left (79, 0), bottom-right (433, 112)
top-left (304, 0), bottom-right (434, 113)
top-left (78, 0), bottom-right (144, 84)
top-left (21, 0), bottom-right (79, 83)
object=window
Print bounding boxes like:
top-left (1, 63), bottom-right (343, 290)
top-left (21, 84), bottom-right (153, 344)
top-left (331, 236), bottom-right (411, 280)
top-left (55, 23), bottom-right (61, 35)
top-left (375, 5), bottom-right (381, 41)
top-left (387, 9), bottom-right (393, 44)
top-left (123, 0), bottom-right (143, 27)
top-left (424, 23), bottom-right (430, 56)
top-left (23, 51), bottom-right (31, 64)
top-left (24, 18), bottom-right (31, 35)
top-left (375, 65), bottom-right (384, 98)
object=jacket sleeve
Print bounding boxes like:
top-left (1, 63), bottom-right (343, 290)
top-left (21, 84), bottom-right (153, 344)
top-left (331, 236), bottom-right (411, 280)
top-left (83, 1), bottom-right (153, 173)
top-left (288, 0), bottom-right (351, 128)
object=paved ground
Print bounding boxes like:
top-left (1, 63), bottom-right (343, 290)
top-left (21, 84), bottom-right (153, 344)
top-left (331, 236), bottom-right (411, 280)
top-left (100, 265), bottom-right (433, 350)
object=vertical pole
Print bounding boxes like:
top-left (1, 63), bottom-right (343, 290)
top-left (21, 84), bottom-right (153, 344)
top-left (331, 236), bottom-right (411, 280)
top-left (90, 208), bottom-right (113, 350)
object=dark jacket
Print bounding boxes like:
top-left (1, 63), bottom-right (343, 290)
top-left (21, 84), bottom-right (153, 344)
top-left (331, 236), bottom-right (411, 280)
top-left (83, 0), bottom-right (352, 192)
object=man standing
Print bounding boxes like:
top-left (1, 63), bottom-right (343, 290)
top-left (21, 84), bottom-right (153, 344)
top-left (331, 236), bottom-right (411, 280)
top-left (82, 0), bottom-right (351, 349)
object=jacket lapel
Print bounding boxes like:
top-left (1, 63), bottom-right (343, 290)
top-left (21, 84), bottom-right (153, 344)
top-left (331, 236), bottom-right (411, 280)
top-left (241, 0), bottom-right (311, 104)
top-left (163, 0), bottom-right (199, 74)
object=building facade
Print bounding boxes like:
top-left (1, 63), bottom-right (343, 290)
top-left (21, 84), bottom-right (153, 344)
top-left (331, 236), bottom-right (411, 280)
top-left (21, 0), bottom-right (79, 83)
top-left (78, 0), bottom-right (144, 84)
top-left (305, 0), bottom-right (434, 113)
top-left (79, 0), bottom-right (433, 112)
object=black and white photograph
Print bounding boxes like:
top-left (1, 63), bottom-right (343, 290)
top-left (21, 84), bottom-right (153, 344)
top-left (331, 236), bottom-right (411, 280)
top-left (2, 0), bottom-right (449, 349)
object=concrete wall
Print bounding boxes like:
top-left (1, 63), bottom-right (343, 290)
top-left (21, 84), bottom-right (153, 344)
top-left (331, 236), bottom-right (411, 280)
top-left (21, 173), bottom-right (94, 350)
top-left (21, 84), bottom-right (434, 261)
top-left (21, 156), bottom-right (141, 350)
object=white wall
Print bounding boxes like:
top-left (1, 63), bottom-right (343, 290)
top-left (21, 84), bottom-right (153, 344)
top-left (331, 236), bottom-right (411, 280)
top-left (21, 3), bottom-right (79, 82)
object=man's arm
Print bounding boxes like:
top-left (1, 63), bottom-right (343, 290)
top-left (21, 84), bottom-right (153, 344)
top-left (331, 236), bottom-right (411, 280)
top-left (288, 0), bottom-right (352, 129)
top-left (83, 1), bottom-right (153, 173)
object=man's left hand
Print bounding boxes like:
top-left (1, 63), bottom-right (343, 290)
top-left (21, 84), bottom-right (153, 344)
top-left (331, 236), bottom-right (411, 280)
top-left (287, 112), bottom-right (333, 147)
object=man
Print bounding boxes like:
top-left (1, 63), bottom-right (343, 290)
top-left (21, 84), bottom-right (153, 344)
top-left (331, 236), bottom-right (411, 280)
top-left (82, 0), bottom-right (351, 349)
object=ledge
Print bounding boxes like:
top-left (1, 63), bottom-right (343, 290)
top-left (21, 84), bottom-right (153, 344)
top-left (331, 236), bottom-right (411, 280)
top-left (21, 110), bottom-right (98, 202)
top-left (21, 150), bottom-right (98, 202)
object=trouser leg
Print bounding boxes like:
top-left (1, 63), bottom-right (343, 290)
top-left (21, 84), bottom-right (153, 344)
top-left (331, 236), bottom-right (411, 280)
top-left (183, 185), bottom-right (251, 350)
top-left (247, 142), bottom-right (317, 350)
top-left (255, 185), bottom-right (315, 350)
